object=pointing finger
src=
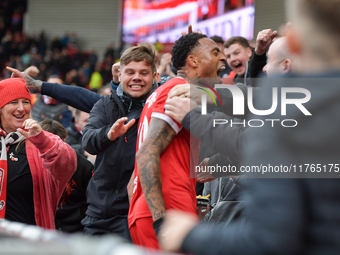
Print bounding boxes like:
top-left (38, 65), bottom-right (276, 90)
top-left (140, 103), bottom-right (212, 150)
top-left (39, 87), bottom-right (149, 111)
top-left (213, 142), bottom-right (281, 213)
top-left (271, 30), bottom-right (278, 40)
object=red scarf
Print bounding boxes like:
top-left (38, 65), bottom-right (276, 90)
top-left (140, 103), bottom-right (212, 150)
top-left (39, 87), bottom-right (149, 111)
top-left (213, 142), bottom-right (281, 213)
top-left (0, 128), bottom-right (24, 219)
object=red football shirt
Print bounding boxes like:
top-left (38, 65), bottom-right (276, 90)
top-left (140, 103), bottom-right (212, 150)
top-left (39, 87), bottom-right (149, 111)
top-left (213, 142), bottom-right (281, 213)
top-left (128, 77), bottom-right (199, 227)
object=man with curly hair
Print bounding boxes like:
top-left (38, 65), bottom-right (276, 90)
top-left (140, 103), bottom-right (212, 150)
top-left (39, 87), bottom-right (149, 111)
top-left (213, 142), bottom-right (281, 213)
top-left (128, 33), bottom-right (226, 249)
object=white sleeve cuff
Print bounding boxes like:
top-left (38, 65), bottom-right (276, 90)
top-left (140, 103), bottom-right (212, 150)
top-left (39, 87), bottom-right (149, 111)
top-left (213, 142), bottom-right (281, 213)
top-left (151, 112), bottom-right (182, 134)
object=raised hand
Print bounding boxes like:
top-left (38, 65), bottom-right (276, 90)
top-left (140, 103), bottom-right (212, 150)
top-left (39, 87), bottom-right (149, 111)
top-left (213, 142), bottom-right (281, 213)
top-left (107, 117), bottom-right (136, 141)
top-left (157, 53), bottom-right (172, 75)
top-left (168, 83), bottom-right (191, 99)
top-left (181, 24), bottom-right (203, 36)
top-left (164, 97), bottom-right (195, 124)
top-left (6, 66), bottom-right (43, 92)
top-left (160, 53), bottom-right (172, 67)
top-left (18, 119), bottom-right (43, 137)
top-left (24, 66), bottom-right (40, 77)
top-left (255, 29), bottom-right (278, 56)
top-left (111, 62), bottom-right (120, 84)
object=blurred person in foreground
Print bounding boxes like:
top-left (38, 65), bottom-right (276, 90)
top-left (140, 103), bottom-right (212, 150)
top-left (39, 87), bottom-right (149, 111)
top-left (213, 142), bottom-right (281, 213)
top-left (160, 0), bottom-right (340, 254)
top-left (0, 78), bottom-right (76, 229)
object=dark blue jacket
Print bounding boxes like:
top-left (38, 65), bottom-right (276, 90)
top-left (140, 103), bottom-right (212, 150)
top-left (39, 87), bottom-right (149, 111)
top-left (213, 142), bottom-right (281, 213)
top-left (41, 82), bottom-right (103, 113)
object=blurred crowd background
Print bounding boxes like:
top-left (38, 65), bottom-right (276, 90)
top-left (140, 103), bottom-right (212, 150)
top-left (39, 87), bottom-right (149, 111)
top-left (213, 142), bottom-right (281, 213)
top-left (0, 0), bottom-right (124, 92)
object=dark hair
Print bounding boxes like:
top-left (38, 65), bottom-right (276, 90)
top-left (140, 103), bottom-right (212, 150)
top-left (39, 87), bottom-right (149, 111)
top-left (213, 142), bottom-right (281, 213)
top-left (171, 33), bottom-right (207, 70)
top-left (224, 36), bottom-right (250, 49)
top-left (120, 42), bottom-right (156, 72)
top-left (210, 35), bottom-right (224, 44)
top-left (39, 118), bottom-right (68, 141)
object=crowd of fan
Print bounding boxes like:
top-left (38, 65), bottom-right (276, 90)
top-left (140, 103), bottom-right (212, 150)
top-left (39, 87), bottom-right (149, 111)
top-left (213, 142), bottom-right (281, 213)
top-left (1, 30), bottom-right (122, 89)
top-left (1, 0), bottom-right (340, 254)
top-left (0, 1), bottom-right (122, 91)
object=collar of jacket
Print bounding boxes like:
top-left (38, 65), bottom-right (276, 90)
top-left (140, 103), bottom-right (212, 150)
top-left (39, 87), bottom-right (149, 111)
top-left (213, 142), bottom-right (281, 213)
top-left (116, 81), bottom-right (158, 110)
top-left (111, 80), bottom-right (119, 91)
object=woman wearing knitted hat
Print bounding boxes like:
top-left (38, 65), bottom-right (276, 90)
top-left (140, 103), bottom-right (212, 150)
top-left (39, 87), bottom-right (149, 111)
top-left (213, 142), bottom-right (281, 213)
top-left (0, 78), bottom-right (77, 229)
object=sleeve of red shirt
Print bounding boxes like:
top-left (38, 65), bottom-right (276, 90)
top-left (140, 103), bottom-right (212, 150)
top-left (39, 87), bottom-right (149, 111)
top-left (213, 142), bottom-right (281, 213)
top-left (150, 85), bottom-right (183, 134)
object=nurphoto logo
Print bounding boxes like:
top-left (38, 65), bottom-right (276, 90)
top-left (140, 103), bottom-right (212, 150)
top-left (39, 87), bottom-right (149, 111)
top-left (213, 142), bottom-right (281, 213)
top-left (200, 84), bottom-right (312, 128)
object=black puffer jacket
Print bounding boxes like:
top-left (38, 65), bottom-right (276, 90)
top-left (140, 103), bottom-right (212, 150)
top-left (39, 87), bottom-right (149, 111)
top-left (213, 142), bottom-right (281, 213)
top-left (82, 83), bottom-right (157, 219)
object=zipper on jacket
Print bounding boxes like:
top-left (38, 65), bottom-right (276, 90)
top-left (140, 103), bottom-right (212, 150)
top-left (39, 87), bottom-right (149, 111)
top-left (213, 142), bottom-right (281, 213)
top-left (128, 101), bottom-right (132, 112)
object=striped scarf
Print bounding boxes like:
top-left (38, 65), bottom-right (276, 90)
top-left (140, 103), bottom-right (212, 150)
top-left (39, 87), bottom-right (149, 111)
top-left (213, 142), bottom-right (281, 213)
top-left (0, 128), bottom-right (25, 219)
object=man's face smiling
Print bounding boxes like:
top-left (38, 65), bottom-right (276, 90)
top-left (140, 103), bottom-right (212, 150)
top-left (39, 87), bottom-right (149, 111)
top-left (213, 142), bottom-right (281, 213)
top-left (193, 38), bottom-right (226, 80)
top-left (224, 43), bottom-right (252, 77)
top-left (119, 61), bottom-right (155, 100)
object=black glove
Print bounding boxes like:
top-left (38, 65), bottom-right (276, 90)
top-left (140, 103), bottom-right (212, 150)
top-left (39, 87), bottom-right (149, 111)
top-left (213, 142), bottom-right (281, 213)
top-left (152, 217), bottom-right (164, 239)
